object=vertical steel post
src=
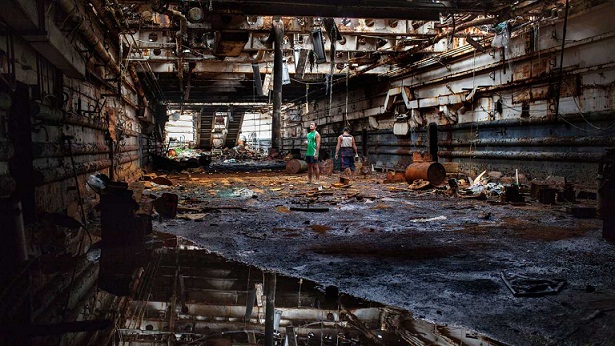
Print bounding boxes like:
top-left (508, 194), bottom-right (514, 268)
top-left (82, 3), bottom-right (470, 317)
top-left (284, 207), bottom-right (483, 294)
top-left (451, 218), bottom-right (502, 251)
top-left (271, 20), bottom-right (284, 151)
top-left (264, 272), bottom-right (277, 346)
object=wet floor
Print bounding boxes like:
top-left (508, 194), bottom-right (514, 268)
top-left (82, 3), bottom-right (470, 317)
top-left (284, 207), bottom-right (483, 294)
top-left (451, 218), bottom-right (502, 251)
top-left (123, 237), bottom-right (504, 345)
top-left (138, 170), bottom-right (615, 345)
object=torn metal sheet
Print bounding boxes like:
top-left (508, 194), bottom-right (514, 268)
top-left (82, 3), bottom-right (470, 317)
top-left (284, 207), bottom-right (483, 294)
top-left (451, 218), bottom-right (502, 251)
top-left (501, 271), bottom-right (566, 297)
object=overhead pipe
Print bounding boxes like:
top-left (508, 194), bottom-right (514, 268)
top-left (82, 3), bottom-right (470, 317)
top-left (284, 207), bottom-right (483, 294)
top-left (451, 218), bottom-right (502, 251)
top-left (357, 17), bottom-right (499, 75)
top-left (56, 0), bottom-right (121, 75)
top-left (271, 20), bottom-right (284, 151)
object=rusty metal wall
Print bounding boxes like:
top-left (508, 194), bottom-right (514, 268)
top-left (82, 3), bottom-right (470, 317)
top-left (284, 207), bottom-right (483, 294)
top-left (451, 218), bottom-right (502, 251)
top-left (281, 2), bottom-right (615, 188)
top-left (1, 18), bottom-right (154, 345)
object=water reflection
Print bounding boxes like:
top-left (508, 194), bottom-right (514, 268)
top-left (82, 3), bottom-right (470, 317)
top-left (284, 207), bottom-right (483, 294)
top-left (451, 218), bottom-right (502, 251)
top-left (118, 234), bottom-right (504, 346)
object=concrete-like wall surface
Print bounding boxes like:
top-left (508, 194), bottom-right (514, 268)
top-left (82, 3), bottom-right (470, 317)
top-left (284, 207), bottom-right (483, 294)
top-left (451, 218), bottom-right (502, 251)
top-left (281, 2), bottom-right (615, 188)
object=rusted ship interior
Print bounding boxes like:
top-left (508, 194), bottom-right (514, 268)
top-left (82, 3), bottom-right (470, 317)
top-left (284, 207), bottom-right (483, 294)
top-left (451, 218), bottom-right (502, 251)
top-left (1, 0), bottom-right (615, 345)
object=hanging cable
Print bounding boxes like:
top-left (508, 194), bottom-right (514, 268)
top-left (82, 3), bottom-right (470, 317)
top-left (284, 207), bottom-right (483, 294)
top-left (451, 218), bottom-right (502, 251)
top-left (328, 25), bottom-right (337, 120)
top-left (344, 52), bottom-right (349, 127)
top-left (554, 0), bottom-right (570, 120)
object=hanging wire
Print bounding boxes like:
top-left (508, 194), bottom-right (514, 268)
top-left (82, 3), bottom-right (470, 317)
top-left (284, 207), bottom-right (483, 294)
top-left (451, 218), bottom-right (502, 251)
top-left (344, 52), bottom-right (349, 127)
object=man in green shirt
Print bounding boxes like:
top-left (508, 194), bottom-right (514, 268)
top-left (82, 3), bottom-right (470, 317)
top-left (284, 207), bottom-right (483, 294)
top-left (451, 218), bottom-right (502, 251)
top-left (305, 121), bottom-right (321, 184)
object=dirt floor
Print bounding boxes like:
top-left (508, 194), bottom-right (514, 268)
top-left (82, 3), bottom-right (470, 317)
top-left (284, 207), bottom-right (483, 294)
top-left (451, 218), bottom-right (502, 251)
top-left (142, 168), bottom-right (615, 346)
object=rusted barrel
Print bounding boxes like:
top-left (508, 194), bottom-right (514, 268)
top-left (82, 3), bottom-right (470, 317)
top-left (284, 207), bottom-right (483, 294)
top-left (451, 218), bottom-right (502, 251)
top-left (286, 159), bottom-right (308, 174)
top-left (405, 162), bottom-right (447, 185)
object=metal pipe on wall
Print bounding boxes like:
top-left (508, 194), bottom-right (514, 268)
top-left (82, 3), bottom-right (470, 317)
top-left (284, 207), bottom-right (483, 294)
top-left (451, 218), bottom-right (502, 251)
top-left (438, 150), bottom-right (603, 162)
top-left (271, 20), bottom-right (284, 151)
top-left (31, 103), bottom-right (108, 131)
top-left (56, 0), bottom-right (121, 75)
top-left (34, 153), bottom-right (139, 185)
top-left (33, 142), bottom-right (140, 158)
top-left (439, 136), bottom-right (615, 147)
top-left (438, 111), bottom-right (615, 131)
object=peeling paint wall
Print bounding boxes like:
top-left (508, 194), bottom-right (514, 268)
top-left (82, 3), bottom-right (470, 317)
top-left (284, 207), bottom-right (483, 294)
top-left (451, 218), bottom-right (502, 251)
top-left (0, 1), bottom-right (160, 344)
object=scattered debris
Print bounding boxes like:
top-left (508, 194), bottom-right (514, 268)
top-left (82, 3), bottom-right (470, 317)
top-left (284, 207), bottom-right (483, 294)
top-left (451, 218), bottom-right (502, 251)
top-left (501, 271), bottom-right (566, 297)
top-left (538, 187), bottom-right (558, 204)
top-left (152, 176), bottom-right (174, 186)
top-left (153, 193), bottom-right (179, 218)
top-left (504, 185), bottom-right (524, 203)
top-left (411, 215), bottom-right (447, 223)
top-left (383, 171), bottom-right (406, 184)
top-left (566, 205), bottom-right (596, 219)
top-left (177, 213), bottom-right (207, 221)
top-left (478, 212), bottom-right (492, 220)
top-left (408, 179), bottom-right (431, 190)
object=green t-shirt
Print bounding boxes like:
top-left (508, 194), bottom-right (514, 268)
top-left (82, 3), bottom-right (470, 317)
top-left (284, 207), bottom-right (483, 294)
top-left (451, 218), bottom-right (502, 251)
top-left (306, 131), bottom-right (318, 156)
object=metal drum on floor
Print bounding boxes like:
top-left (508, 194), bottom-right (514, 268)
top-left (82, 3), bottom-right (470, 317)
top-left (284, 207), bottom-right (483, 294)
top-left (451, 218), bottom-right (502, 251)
top-left (405, 161), bottom-right (447, 185)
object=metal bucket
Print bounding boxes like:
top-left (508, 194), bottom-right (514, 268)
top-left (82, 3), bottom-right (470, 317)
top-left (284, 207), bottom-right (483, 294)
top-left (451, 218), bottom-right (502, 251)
top-left (405, 162), bottom-right (447, 185)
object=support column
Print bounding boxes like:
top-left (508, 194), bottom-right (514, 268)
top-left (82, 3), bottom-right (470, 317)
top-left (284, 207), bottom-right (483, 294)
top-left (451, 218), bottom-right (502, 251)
top-left (264, 272), bottom-right (277, 346)
top-left (271, 20), bottom-right (284, 151)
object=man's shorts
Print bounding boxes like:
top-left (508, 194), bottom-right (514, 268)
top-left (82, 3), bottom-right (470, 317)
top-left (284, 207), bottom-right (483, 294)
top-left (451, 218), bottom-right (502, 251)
top-left (305, 156), bottom-right (318, 164)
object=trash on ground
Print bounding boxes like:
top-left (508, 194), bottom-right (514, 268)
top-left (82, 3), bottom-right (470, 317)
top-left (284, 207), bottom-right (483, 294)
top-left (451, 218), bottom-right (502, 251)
top-left (501, 271), bottom-right (566, 297)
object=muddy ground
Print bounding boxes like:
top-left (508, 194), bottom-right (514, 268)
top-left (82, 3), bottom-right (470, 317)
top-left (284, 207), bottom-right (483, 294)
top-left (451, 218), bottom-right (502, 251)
top-left (144, 169), bottom-right (615, 346)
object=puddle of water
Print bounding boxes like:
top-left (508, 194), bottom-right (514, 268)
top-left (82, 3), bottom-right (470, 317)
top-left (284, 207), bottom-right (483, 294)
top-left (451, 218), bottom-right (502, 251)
top-left (120, 233), bottom-right (505, 346)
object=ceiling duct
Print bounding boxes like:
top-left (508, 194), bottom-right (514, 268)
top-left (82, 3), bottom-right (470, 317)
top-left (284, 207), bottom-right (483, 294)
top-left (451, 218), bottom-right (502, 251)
top-left (213, 31), bottom-right (250, 57)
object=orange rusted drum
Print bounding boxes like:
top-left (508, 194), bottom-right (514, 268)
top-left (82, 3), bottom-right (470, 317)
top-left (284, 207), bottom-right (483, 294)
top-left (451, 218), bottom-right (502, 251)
top-left (405, 162), bottom-right (447, 185)
top-left (286, 159), bottom-right (308, 174)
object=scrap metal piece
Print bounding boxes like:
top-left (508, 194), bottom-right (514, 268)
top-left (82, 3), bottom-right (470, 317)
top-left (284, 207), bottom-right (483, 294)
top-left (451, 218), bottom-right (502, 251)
top-left (153, 193), bottom-right (179, 218)
top-left (501, 271), bottom-right (566, 297)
